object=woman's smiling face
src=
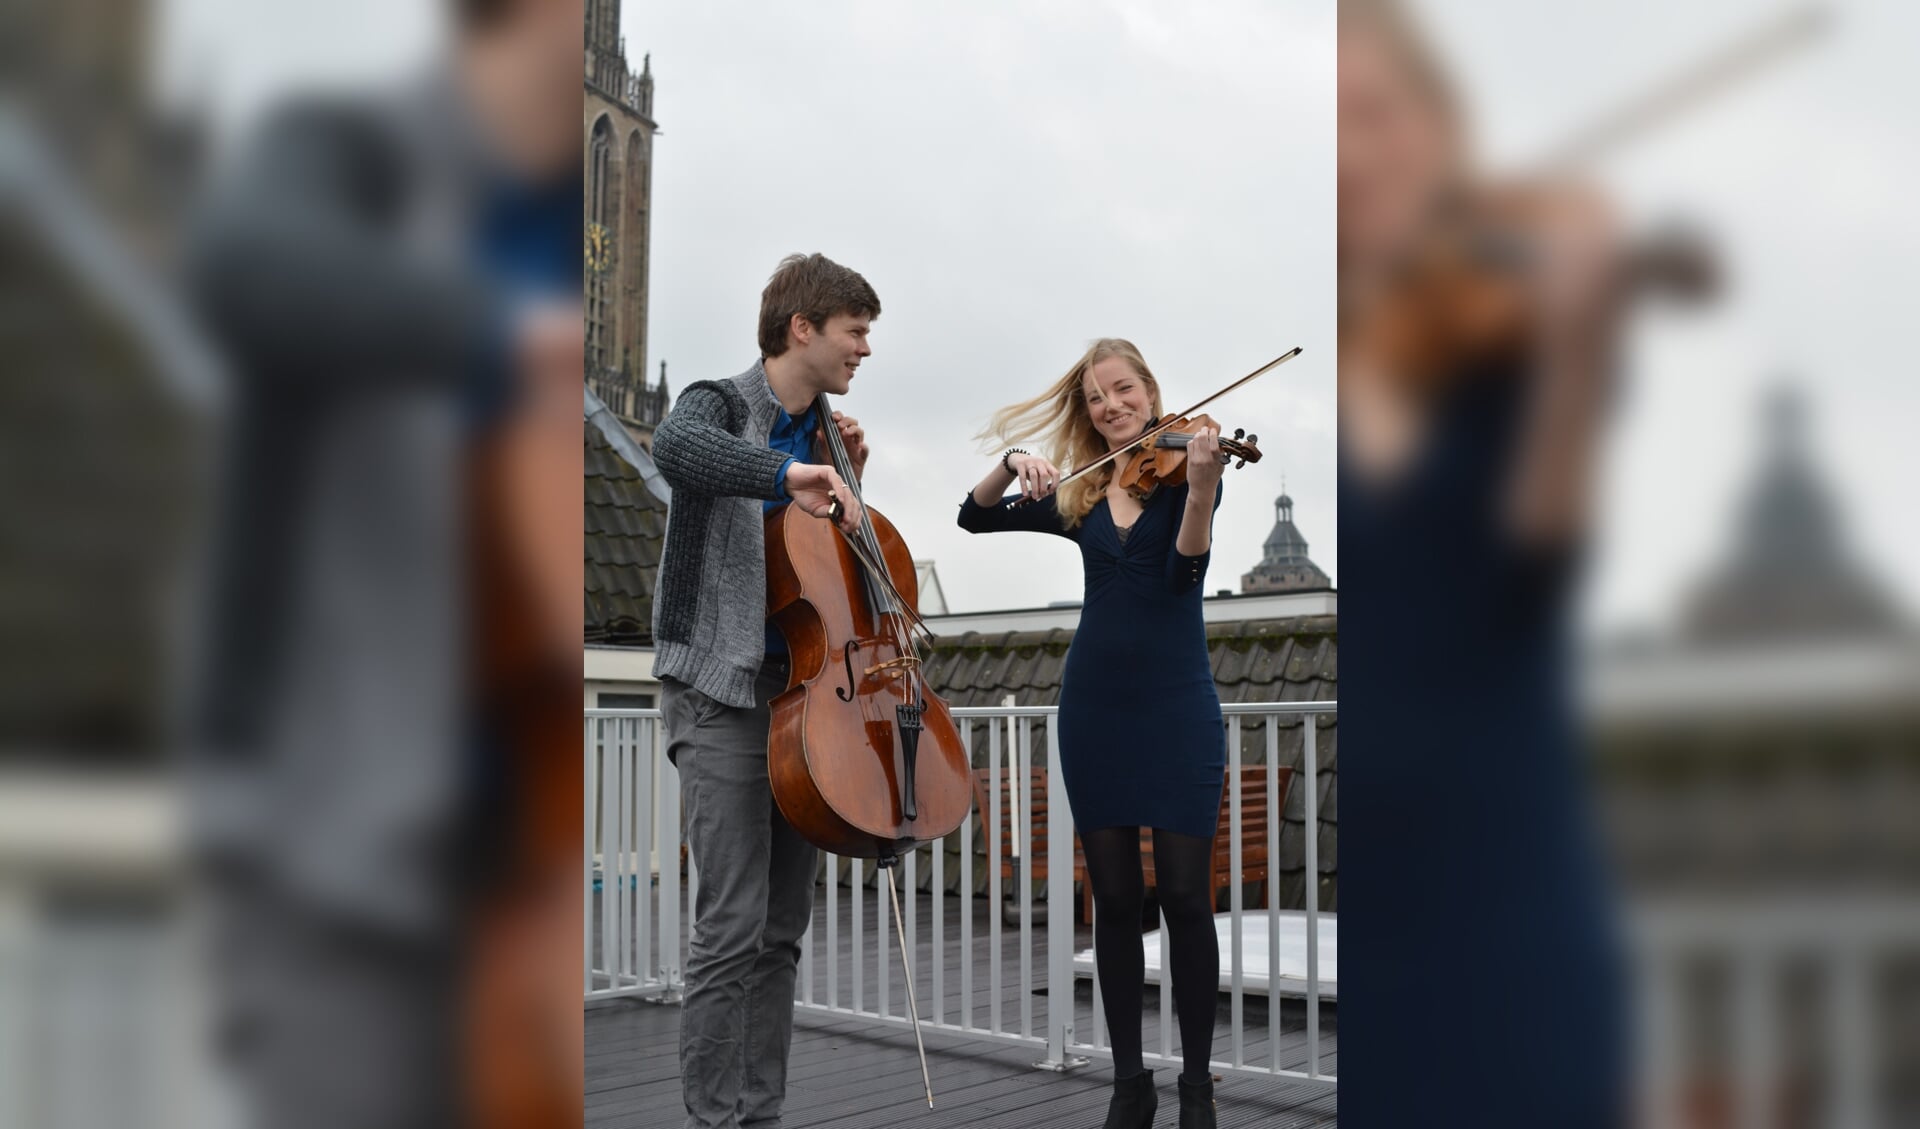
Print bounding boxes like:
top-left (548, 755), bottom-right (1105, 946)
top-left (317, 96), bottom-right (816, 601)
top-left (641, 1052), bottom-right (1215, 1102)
top-left (1082, 356), bottom-right (1158, 451)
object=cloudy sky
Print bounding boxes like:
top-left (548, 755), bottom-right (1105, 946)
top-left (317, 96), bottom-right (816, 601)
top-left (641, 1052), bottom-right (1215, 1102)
top-left (628, 0), bottom-right (1338, 613)
top-left (155, 0), bottom-right (1917, 632)
top-left (1409, 0), bottom-right (1920, 636)
top-left (155, 0), bottom-right (1338, 613)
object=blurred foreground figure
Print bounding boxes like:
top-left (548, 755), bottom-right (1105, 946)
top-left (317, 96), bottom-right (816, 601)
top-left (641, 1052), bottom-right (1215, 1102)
top-left (184, 0), bottom-right (582, 1125)
top-left (1337, 1), bottom-right (1629, 1125)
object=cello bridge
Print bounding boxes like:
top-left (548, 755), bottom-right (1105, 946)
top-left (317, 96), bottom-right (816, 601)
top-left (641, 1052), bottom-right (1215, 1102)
top-left (864, 655), bottom-right (922, 680)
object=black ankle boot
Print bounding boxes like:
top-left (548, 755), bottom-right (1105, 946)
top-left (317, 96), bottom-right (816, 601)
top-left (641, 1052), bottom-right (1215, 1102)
top-left (1177, 1074), bottom-right (1216, 1129)
top-left (1103, 1069), bottom-right (1157, 1129)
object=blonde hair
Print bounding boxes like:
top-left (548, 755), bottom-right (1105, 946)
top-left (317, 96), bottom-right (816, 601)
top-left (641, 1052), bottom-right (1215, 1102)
top-left (978, 338), bottom-right (1164, 529)
top-left (1340, 0), bottom-right (1472, 174)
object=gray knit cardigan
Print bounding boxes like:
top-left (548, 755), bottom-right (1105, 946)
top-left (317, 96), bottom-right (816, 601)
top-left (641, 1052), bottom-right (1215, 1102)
top-left (649, 361), bottom-right (798, 708)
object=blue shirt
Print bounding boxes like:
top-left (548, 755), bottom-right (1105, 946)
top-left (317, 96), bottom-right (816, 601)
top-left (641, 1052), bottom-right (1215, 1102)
top-left (467, 170), bottom-right (584, 431)
top-left (764, 401), bottom-right (819, 655)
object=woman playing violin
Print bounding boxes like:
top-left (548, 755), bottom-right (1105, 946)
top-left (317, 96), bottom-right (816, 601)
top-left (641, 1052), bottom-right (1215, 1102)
top-left (1340, 3), bottom-right (1627, 1127)
top-left (958, 338), bottom-right (1229, 1129)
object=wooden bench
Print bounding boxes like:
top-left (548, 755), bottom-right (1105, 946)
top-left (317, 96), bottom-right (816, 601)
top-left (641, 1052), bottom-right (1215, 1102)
top-left (972, 765), bottom-right (1293, 923)
top-left (1141, 766), bottom-right (1293, 912)
top-left (970, 767), bottom-right (1091, 920)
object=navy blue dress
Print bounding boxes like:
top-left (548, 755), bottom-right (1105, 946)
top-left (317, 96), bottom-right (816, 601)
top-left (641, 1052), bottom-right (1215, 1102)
top-left (1341, 369), bottom-right (1627, 1127)
top-left (958, 483), bottom-right (1225, 839)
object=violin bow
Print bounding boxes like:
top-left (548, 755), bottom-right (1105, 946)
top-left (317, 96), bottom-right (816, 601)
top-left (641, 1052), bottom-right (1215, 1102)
top-left (1023, 346), bottom-right (1303, 499)
top-left (1542, 5), bottom-right (1828, 171)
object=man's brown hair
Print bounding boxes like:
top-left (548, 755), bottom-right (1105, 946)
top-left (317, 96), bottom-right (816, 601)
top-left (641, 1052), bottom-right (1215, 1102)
top-left (758, 253), bottom-right (881, 358)
top-left (452, 0), bottom-right (511, 30)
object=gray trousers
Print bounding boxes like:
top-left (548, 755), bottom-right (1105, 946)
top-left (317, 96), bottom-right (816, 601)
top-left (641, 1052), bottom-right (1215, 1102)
top-left (663, 660), bottom-right (819, 1129)
top-left (201, 877), bottom-right (459, 1129)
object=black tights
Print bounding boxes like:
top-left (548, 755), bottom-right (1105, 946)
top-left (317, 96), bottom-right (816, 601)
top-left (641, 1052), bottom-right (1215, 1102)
top-left (1081, 825), bottom-right (1219, 1084)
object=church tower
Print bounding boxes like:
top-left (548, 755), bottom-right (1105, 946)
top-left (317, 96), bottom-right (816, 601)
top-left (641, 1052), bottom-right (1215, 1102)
top-left (1683, 385), bottom-right (1899, 641)
top-left (1242, 487), bottom-right (1332, 593)
top-left (583, 1), bottom-right (670, 447)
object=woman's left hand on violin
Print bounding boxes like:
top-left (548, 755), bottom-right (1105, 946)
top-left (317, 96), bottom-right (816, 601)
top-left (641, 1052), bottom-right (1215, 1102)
top-left (1529, 184), bottom-right (1623, 343)
top-left (819, 411), bottom-right (869, 480)
top-left (1184, 425), bottom-right (1226, 493)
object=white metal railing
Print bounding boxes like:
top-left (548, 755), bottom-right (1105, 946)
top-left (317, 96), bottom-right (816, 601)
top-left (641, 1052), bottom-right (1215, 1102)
top-left (583, 702), bottom-right (1337, 1087)
top-left (583, 712), bottom-right (680, 1002)
top-left (0, 774), bottom-right (232, 1129)
top-left (1631, 897), bottom-right (1920, 1129)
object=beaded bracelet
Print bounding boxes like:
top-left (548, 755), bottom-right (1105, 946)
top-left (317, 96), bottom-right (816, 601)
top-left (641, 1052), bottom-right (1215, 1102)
top-left (1001, 447), bottom-right (1029, 473)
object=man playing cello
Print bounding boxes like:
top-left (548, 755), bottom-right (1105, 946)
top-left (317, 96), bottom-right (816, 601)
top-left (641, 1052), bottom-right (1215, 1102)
top-left (649, 252), bottom-right (873, 1129)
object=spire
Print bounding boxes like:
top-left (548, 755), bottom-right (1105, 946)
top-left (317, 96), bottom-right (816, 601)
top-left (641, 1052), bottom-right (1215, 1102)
top-left (1766, 384), bottom-right (1805, 458)
top-left (1275, 475), bottom-right (1292, 519)
top-left (1241, 475), bottom-right (1330, 593)
top-left (1683, 381), bottom-right (1899, 641)
top-left (636, 51), bottom-right (654, 117)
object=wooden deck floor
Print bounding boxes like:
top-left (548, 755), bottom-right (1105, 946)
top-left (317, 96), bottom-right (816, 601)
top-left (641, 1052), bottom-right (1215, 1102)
top-left (588, 881), bottom-right (1337, 1127)
top-left (588, 998), bottom-right (1337, 1128)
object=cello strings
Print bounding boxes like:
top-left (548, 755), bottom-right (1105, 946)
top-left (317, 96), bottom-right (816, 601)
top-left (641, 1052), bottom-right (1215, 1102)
top-left (811, 400), bottom-right (937, 841)
top-left (818, 394), bottom-right (891, 570)
top-left (832, 527), bottom-right (933, 645)
top-left (813, 393), bottom-right (936, 646)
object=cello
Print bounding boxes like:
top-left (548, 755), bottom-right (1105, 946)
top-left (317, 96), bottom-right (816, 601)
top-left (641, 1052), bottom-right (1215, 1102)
top-left (762, 393), bottom-right (974, 1106)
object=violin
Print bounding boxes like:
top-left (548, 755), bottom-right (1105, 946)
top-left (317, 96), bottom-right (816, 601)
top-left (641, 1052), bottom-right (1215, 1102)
top-left (1010, 348), bottom-right (1301, 509)
top-left (1114, 412), bottom-right (1264, 501)
top-left (1345, 187), bottom-right (1718, 394)
top-left (1343, 5), bottom-right (1824, 395)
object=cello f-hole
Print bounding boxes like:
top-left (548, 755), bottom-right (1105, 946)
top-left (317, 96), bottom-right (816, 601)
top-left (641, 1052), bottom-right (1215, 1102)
top-left (835, 638), bottom-right (859, 702)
